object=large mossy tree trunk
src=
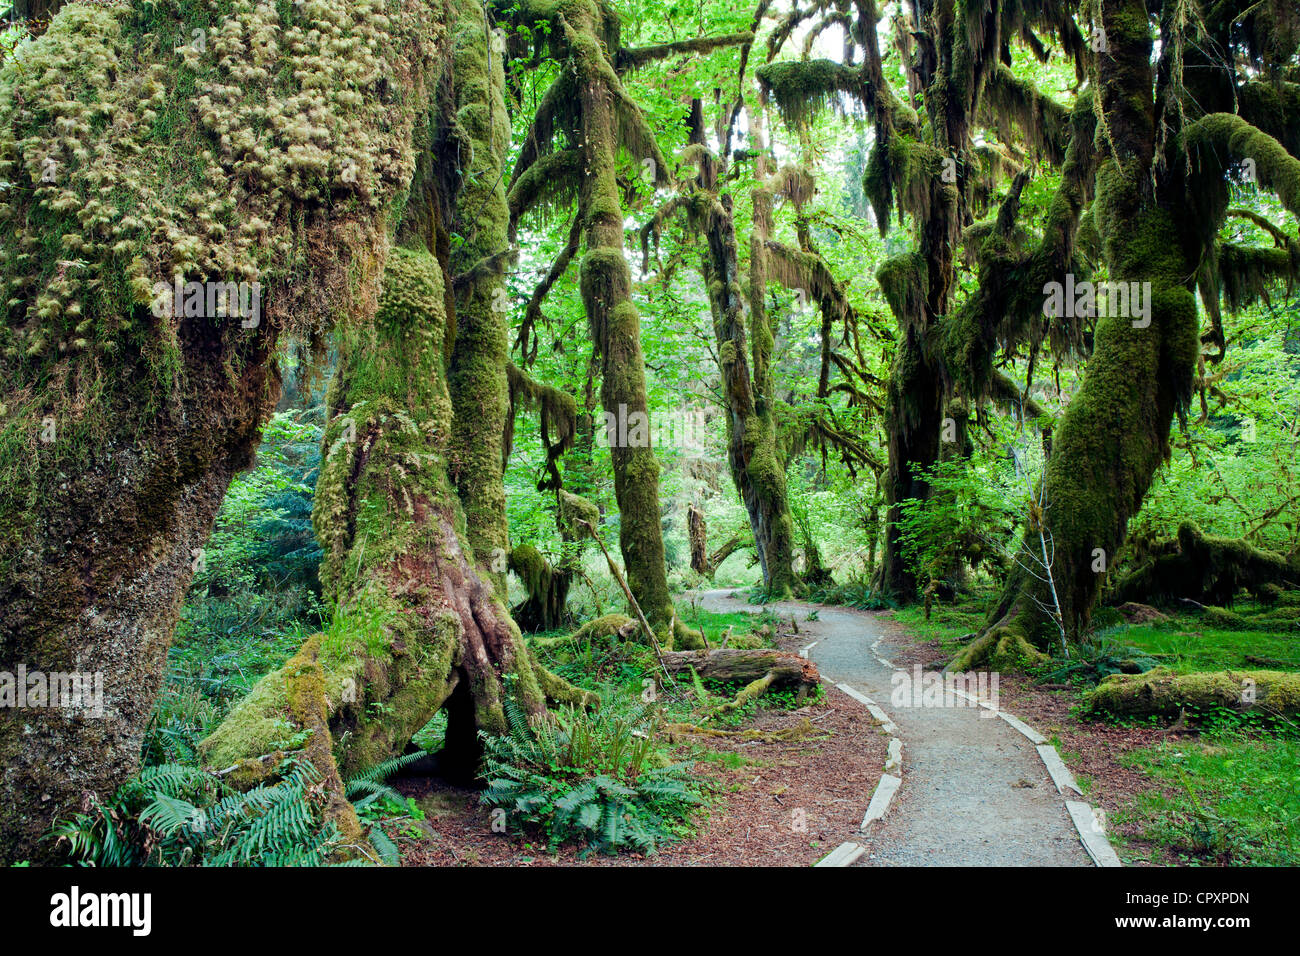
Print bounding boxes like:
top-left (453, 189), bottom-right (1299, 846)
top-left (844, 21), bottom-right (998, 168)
top-left (202, 248), bottom-right (593, 835)
top-left (953, 0), bottom-right (1201, 670)
top-left (0, 0), bottom-right (442, 863)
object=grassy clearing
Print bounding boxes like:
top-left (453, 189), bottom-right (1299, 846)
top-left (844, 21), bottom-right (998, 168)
top-left (1111, 624), bottom-right (1300, 673)
top-left (888, 600), bottom-right (988, 655)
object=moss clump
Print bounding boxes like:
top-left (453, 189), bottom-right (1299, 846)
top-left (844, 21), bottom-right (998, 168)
top-left (947, 624), bottom-right (1049, 673)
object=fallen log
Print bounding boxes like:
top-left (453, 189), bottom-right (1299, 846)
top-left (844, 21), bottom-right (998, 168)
top-left (661, 648), bottom-right (819, 685)
top-left (660, 648), bottom-right (821, 712)
top-left (1085, 667), bottom-right (1300, 722)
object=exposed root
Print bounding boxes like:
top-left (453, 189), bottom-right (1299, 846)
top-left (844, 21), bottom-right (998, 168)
top-left (948, 624), bottom-right (1049, 673)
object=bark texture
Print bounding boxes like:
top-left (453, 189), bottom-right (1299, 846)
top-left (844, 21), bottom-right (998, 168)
top-left (0, 0), bottom-right (443, 862)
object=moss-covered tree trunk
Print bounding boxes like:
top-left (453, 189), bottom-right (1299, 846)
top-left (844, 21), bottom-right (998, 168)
top-left (203, 248), bottom-right (592, 827)
top-left (954, 0), bottom-right (1201, 669)
top-left (448, 2), bottom-right (512, 596)
top-left (0, 0), bottom-right (443, 863)
top-left (561, 2), bottom-right (695, 645)
top-left (691, 103), bottom-right (799, 598)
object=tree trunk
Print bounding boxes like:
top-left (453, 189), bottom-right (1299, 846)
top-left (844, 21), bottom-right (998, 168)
top-left (448, 1), bottom-right (512, 596)
top-left (0, 1), bottom-right (442, 862)
top-left (202, 247), bottom-right (594, 818)
top-left (879, 324), bottom-right (944, 600)
top-left (561, 3), bottom-right (696, 646)
top-left (953, 0), bottom-right (1200, 670)
top-left (685, 100), bottom-right (798, 597)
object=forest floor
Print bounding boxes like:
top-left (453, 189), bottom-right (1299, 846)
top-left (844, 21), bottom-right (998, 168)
top-left (389, 591), bottom-right (1297, 867)
top-left (396, 612), bottom-right (888, 866)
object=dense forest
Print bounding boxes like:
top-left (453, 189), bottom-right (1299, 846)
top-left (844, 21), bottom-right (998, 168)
top-left (0, 0), bottom-right (1297, 871)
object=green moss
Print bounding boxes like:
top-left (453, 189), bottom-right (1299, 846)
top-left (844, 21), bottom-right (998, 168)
top-left (448, 0), bottom-right (512, 593)
top-left (755, 59), bottom-right (864, 128)
top-left (1087, 667), bottom-right (1300, 721)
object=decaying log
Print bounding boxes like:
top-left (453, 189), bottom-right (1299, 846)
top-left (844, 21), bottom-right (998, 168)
top-left (661, 649), bottom-right (819, 690)
top-left (1086, 667), bottom-right (1300, 721)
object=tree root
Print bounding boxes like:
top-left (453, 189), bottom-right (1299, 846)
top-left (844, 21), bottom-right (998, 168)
top-left (947, 624), bottom-right (1049, 673)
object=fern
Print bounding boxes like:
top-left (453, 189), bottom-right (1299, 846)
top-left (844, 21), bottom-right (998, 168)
top-left (479, 690), bottom-right (704, 855)
top-left (52, 755), bottom-right (346, 867)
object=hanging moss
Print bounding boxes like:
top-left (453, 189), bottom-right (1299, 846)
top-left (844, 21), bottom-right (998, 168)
top-left (1214, 241), bottom-right (1300, 313)
top-left (508, 543), bottom-right (572, 632)
top-left (755, 59), bottom-right (864, 128)
top-left (506, 362), bottom-right (577, 490)
top-left (1183, 113), bottom-right (1300, 251)
top-left (980, 63), bottom-right (1072, 164)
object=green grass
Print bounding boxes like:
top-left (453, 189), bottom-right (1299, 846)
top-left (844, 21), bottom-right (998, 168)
top-left (1110, 623), bottom-right (1300, 673)
top-left (889, 601), bottom-right (987, 654)
top-left (675, 605), bottom-right (780, 647)
top-left (1118, 731), bottom-right (1300, 865)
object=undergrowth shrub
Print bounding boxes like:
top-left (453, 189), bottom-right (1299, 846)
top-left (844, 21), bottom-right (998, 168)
top-left (479, 692), bottom-right (703, 856)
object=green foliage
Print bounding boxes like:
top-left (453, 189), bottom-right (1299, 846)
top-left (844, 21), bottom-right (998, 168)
top-left (895, 456), bottom-right (1027, 588)
top-left (479, 691), bottom-right (702, 856)
top-left (52, 755), bottom-right (342, 867)
top-left (193, 409), bottom-right (324, 595)
top-left (805, 578), bottom-right (896, 610)
top-left (144, 408), bottom-right (329, 764)
top-left (1036, 630), bottom-right (1163, 685)
top-left (345, 752), bottom-right (430, 860)
top-left (1120, 731), bottom-right (1300, 865)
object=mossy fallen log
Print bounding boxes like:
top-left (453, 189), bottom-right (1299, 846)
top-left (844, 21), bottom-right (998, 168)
top-left (661, 648), bottom-right (819, 712)
top-left (1086, 667), bottom-right (1300, 721)
top-left (661, 648), bottom-right (817, 684)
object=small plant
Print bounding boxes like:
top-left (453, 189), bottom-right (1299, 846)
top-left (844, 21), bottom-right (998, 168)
top-left (479, 691), bottom-right (703, 856)
top-left (344, 751), bottom-right (430, 862)
top-left (1037, 631), bottom-right (1161, 685)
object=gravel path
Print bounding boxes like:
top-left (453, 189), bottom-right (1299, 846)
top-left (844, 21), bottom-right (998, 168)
top-left (698, 589), bottom-right (1091, 867)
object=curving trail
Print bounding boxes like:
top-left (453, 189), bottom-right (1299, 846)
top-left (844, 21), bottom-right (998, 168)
top-left (697, 589), bottom-right (1092, 867)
